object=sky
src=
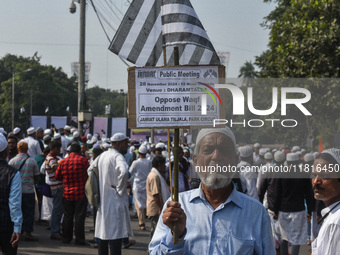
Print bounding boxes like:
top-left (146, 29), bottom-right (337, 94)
top-left (0, 0), bottom-right (276, 92)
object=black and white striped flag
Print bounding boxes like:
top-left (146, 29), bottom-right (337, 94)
top-left (109, 0), bottom-right (220, 66)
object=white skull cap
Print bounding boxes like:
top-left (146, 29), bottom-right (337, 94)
top-left (194, 127), bottom-right (236, 155)
top-left (0, 133), bottom-right (8, 152)
top-left (264, 152), bottom-right (273, 160)
top-left (139, 145), bottom-right (147, 154)
top-left (303, 153), bottom-right (314, 163)
top-left (287, 153), bottom-right (299, 162)
top-left (27, 127), bottom-right (35, 135)
top-left (238, 146), bottom-right (253, 158)
top-left (321, 148), bottom-right (340, 165)
top-left (44, 129), bottom-right (51, 136)
top-left (13, 127), bottom-right (21, 134)
top-left (110, 133), bottom-right (128, 142)
top-left (274, 151), bottom-right (285, 162)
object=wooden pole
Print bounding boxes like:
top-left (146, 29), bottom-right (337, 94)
top-left (167, 129), bottom-right (173, 200)
top-left (173, 46), bottom-right (180, 244)
top-left (163, 47), bottom-right (173, 200)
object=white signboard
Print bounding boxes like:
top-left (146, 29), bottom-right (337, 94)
top-left (134, 66), bottom-right (221, 127)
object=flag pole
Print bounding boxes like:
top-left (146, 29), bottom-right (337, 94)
top-left (172, 46), bottom-right (180, 244)
top-left (163, 46), bottom-right (174, 200)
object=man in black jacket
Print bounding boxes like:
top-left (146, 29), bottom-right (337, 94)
top-left (0, 133), bottom-right (22, 255)
top-left (273, 152), bottom-right (314, 255)
top-left (258, 150), bottom-right (285, 253)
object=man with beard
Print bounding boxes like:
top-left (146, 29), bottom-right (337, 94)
top-left (7, 135), bottom-right (18, 161)
top-left (149, 128), bottom-right (274, 254)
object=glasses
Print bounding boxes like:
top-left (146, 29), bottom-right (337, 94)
top-left (8, 142), bottom-right (16, 144)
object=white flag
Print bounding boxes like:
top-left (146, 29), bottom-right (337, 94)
top-left (109, 0), bottom-right (220, 66)
top-left (45, 106), bottom-right (49, 113)
top-left (66, 106), bottom-right (70, 112)
top-left (105, 104), bottom-right (111, 115)
top-left (20, 107), bottom-right (25, 113)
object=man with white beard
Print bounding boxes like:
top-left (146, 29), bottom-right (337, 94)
top-left (149, 127), bottom-right (274, 254)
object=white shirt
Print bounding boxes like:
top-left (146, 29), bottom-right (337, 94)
top-left (237, 161), bottom-right (259, 201)
top-left (253, 152), bottom-right (260, 163)
top-left (89, 148), bottom-right (133, 240)
top-left (61, 136), bottom-right (70, 158)
top-left (129, 157), bottom-right (152, 209)
top-left (312, 201), bottom-right (340, 254)
top-left (22, 136), bottom-right (42, 158)
top-left (256, 162), bottom-right (274, 208)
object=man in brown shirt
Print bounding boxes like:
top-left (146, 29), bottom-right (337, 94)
top-left (146, 155), bottom-right (170, 239)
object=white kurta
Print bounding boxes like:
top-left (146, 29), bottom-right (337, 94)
top-left (257, 162), bottom-right (274, 208)
top-left (237, 161), bottom-right (259, 200)
top-left (22, 136), bottom-right (42, 158)
top-left (279, 210), bottom-right (308, 245)
top-left (312, 201), bottom-right (340, 254)
top-left (129, 158), bottom-right (152, 209)
top-left (91, 148), bottom-right (133, 240)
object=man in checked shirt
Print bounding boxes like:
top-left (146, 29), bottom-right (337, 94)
top-left (55, 142), bottom-right (89, 245)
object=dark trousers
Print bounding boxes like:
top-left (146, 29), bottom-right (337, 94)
top-left (0, 232), bottom-right (17, 255)
top-left (35, 187), bottom-right (43, 220)
top-left (149, 215), bottom-right (159, 240)
top-left (22, 193), bottom-right (35, 233)
top-left (98, 238), bottom-right (122, 255)
top-left (62, 196), bottom-right (87, 242)
top-left (93, 207), bottom-right (99, 244)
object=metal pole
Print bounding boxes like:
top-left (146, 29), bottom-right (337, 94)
top-left (12, 73), bottom-right (15, 130)
top-left (30, 87), bottom-right (33, 127)
top-left (78, 0), bottom-right (86, 135)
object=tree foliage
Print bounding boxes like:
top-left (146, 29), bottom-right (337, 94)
top-left (238, 61), bottom-right (259, 86)
top-left (86, 86), bottom-right (127, 118)
top-left (252, 0), bottom-right (340, 148)
top-left (257, 0), bottom-right (340, 78)
top-left (0, 53), bottom-right (127, 132)
top-left (0, 53), bottom-right (77, 131)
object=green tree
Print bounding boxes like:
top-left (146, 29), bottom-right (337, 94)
top-left (255, 0), bottom-right (340, 148)
top-left (0, 53), bottom-right (77, 131)
top-left (238, 61), bottom-right (258, 86)
top-left (86, 86), bottom-right (127, 117)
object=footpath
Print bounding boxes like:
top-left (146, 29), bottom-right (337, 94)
top-left (17, 212), bottom-right (149, 255)
top-left (13, 210), bottom-right (311, 255)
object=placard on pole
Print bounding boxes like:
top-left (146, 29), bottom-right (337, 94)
top-left (127, 65), bottom-right (226, 129)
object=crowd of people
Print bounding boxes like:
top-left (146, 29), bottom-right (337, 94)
top-left (0, 125), bottom-right (339, 255)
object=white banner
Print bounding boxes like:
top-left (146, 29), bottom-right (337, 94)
top-left (31, 116), bottom-right (47, 129)
top-left (135, 66), bottom-right (220, 127)
top-left (51, 116), bottom-right (67, 130)
top-left (112, 117), bottom-right (127, 136)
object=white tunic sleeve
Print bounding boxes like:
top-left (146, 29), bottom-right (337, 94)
top-left (312, 223), bottom-right (340, 255)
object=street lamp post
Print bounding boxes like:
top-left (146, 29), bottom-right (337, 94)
top-left (69, 0), bottom-right (86, 135)
top-left (12, 68), bottom-right (32, 130)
